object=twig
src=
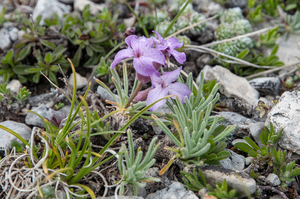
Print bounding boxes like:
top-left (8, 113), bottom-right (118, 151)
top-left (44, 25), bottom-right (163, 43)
top-left (258, 185), bottom-right (289, 199)
top-left (201, 27), bottom-right (274, 48)
top-left (185, 45), bottom-right (274, 69)
top-left (165, 15), bottom-right (218, 40)
top-left (245, 62), bottom-right (300, 79)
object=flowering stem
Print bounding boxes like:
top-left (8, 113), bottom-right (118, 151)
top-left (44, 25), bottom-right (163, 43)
top-left (125, 81), bottom-right (143, 108)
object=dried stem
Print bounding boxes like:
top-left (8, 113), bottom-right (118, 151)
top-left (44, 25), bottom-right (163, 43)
top-left (185, 45), bottom-right (274, 69)
top-left (125, 80), bottom-right (143, 108)
top-left (200, 27), bottom-right (274, 48)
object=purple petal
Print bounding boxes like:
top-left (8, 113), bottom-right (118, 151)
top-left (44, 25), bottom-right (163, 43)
top-left (147, 85), bottom-right (168, 111)
top-left (143, 48), bottom-right (166, 66)
top-left (161, 66), bottom-right (182, 86)
top-left (167, 82), bottom-right (192, 103)
top-left (131, 36), bottom-right (154, 55)
top-left (166, 37), bottom-right (183, 50)
top-left (168, 49), bottom-right (186, 64)
top-left (133, 57), bottom-right (159, 77)
top-left (125, 35), bottom-right (138, 47)
top-left (150, 73), bottom-right (164, 88)
top-left (111, 49), bottom-right (134, 69)
top-left (153, 31), bottom-right (165, 44)
top-left (135, 87), bottom-right (153, 101)
top-left (136, 73), bottom-right (151, 83)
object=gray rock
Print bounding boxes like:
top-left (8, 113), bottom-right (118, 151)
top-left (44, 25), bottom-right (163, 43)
top-left (264, 33), bottom-right (300, 67)
top-left (196, 65), bottom-right (211, 85)
top-left (99, 196), bottom-right (143, 199)
top-left (145, 181), bottom-right (198, 199)
top-left (0, 121), bottom-right (31, 149)
top-left (249, 122), bottom-right (265, 147)
top-left (74, 0), bottom-right (105, 15)
top-left (196, 54), bottom-right (213, 69)
top-left (225, 0), bottom-right (247, 9)
top-left (266, 173), bottom-right (281, 186)
top-left (217, 111), bottom-right (253, 136)
top-left (18, 30), bottom-right (26, 40)
top-left (265, 91), bottom-right (300, 154)
top-left (33, 0), bottom-right (71, 25)
top-left (0, 28), bottom-right (12, 50)
top-left (8, 27), bottom-right (18, 41)
top-left (249, 77), bottom-right (281, 96)
top-left (68, 72), bottom-right (88, 90)
top-left (188, 165), bottom-right (256, 197)
top-left (220, 149), bottom-right (245, 171)
top-left (245, 157), bottom-right (254, 166)
top-left (126, 185), bottom-right (147, 198)
top-left (205, 66), bottom-right (259, 106)
top-left (97, 86), bottom-right (119, 102)
top-left (7, 79), bottom-right (22, 93)
top-left (25, 105), bottom-right (66, 128)
top-left (58, 0), bottom-right (74, 4)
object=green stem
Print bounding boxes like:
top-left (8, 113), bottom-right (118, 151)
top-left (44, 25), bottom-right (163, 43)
top-left (125, 81), bottom-right (143, 108)
top-left (123, 0), bottom-right (149, 38)
top-left (162, 0), bottom-right (192, 37)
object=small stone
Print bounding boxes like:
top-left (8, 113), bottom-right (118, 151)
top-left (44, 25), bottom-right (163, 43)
top-left (249, 122), bottom-right (265, 147)
top-left (188, 165), bottom-right (256, 197)
top-left (270, 195), bottom-right (285, 199)
top-left (7, 79), bottom-right (22, 93)
top-left (205, 65), bottom-right (259, 106)
top-left (0, 121), bottom-right (31, 149)
top-left (68, 72), bottom-right (88, 90)
top-left (198, 188), bottom-right (208, 199)
top-left (8, 27), bottom-right (18, 41)
top-left (266, 173), bottom-right (281, 186)
top-left (96, 86), bottom-right (119, 102)
top-left (0, 28), bottom-right (12, 50)
top-left (33, 0), bottom-right (71, 25)
top-left (145, 181), bottom-right (198, 199)
top-left (18, 30), bottom-right (26, 40)
top-left (25, 105), bottom-right (66, 128)
top-left (249, 77), bottom-right (281, 96)
top-left (225, 0), bottom-right (248, 9)
top-left (74, 0), bottom-right (105, 15)
top-left (220, 149), bottom-right (245, 171)
top-left (265, 91), bottom-right (300, 154)
top-left (245, 157), bottom-right (254, 166)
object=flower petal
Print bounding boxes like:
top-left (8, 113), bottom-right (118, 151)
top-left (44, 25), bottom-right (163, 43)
top-left (111, 49), bottom-right (134, 69)
top-left (153, 31), bottom-right (165, 44)
top-left (125, 35), bottom-right (138, 47)
top-left (143, 48), bottom-right (166, 66)
top-left (167, 82), bottom-right (192, 103)
top-left (168, 49), bottom-right (186, 64)
top-left (131, 36), bottom-right (154, 55)
top-left (150, 73), bottom-right (164, 88)
top-left (133, 57), bottom-right (159, 77)
top-left (161, 66), bottom-right (182, 86)
top-left (135, 87), bottom-right (153, 101)
top-left (146, 85), bottom-right (168, 111)
top-left (136, 73), bottom-right (151, 83)
top-left (166, 37), bottom-right (183, 50)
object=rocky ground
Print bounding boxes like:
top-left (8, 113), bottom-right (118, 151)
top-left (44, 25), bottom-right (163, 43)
top-left (1, 0), bottom-right (300, 198)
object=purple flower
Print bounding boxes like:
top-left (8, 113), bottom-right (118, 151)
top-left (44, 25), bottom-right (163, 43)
top-left (111, 35), bottom-right (165, 77)
top-left (153, 31), bottom-right (186, 64)
top-left (145, 67), bottom-right (192, 111)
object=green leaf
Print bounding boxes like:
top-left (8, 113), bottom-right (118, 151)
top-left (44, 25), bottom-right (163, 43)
top-left (72, 47), bottom-right (82, 67)
top-left (52, 44), bottom-right (67, 56)
top-left (15, 44), bottom-right (32, 62)
top-left (32, 72), bottom-right (41, 83)
top-left (40, 39), bottom-right (56, 50)
top-left (11, 140), bottom-right (23, 153)
top-left (89, 35), bottom-right (110, 43)
top-left (86, 46), bottom-right (94, 57)
top-left (234, 142), bottom-right (252, 153)
top-left (237, 49), bottom-right (249, 59)
top-left (244, 136), bottom-right (260, 151)
top-left (44, 52), bottom-right (53, 64)
top-left (13, 65), bottom-right (35, 75)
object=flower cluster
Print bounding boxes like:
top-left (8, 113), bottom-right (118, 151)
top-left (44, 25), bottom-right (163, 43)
top-left (111, 31), bottom-right (191, 111)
